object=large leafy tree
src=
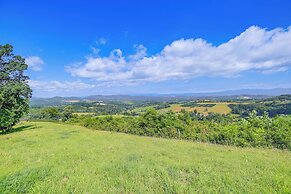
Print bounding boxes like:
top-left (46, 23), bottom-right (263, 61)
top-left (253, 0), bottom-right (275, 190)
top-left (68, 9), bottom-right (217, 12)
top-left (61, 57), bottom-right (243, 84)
top-left (0, 44), bottom-right (32, 132)
top-left (62, 105), bottom-right (73, 121)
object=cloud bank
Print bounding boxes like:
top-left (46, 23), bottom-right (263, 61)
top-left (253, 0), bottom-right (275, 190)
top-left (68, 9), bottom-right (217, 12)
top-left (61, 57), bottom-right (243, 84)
top-left (67, 26), bottom-right (291, 84)
top-left (29, 80), bottom-right (95, 92)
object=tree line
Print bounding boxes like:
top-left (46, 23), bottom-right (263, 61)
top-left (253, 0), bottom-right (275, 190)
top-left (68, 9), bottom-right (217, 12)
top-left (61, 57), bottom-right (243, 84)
top-left (68, 109), bottom-right (291, 150)
top-left (229, 101), bottom-right (291, 117)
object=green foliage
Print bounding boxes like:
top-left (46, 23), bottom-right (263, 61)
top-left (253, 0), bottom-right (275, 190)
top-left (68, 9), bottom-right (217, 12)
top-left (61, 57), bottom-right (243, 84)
top-left (0, 44), bottom-right (31, 132)
top-left (62, 105), bottom-right (73, 121)
top-left (70, 109), bottom-right (291, 150)
top-left (40, 107), bottom-right (61, 120)
top-left (29, 106), bottom-right (74, 121)
top-left (155, 103), bottom-right (171, 110)
top-left (229, 100), bottom-right (291, 117)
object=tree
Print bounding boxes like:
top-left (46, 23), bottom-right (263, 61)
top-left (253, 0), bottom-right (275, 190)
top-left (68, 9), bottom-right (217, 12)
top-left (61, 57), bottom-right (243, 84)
top-left (62, 105), bottom-right (73, 121)
top-left (40, 107), bottom-right (61, 120)
top-left (0, 44), bottom-right (31, 132)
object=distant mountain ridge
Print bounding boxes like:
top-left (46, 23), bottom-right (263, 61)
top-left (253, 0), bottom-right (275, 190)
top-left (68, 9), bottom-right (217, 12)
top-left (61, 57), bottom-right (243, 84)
top-left (174, 88), bottom-right (291, 97)
top-left (30, 88), bottom-right (291, 106)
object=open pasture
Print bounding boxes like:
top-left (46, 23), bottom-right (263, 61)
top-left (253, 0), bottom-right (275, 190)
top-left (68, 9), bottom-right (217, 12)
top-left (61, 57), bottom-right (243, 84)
top-left (0, 122), bottom-right (290, 193)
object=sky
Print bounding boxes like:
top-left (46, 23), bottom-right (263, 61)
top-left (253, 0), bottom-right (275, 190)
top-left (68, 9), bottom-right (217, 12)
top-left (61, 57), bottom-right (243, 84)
top-left (0, 0), bottom-right (291, 97)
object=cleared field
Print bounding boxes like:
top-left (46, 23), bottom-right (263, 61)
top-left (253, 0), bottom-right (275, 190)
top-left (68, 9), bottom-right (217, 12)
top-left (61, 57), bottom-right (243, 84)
top-left (73, 113), bottom-right (126, 117)
top-left (167, 103), bottom-right (232, 115)
top-left (131, 101), bottom-right (241, 115)
top-left (0, 122), bottom-right (290, 193)
top-left (132, 105), bottom-right (155, 113)
top-left (73, 112), bottom-right (96, 115)
top-left (204, 103), bottom-right (232, 114)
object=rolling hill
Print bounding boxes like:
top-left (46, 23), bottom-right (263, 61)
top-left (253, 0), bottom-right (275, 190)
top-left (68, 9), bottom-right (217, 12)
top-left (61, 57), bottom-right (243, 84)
top-left (0, 122), bottom-right (290, 193)
top-left (30, 88), bottom-right (291, 107)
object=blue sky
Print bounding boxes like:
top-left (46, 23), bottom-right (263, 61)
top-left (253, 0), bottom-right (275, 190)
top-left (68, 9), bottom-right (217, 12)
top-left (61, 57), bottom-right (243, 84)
top-left (1, 0), bottom-right (291, 97)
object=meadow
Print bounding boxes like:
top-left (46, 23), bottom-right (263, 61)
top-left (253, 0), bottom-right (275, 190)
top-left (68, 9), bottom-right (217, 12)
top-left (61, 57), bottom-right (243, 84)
top-left (132, 103), bottom-right (233, 115)
top-left (166, 103), bottom-right (232, 115)
top-left (1, 122), bottom-right (290, 193)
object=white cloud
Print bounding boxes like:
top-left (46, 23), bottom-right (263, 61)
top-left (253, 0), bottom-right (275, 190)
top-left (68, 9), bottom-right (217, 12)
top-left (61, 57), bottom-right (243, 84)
top-left (29, 80), bottom-right (95, 92)
top-left (128, 44), bottom-right (147, 61)
top-left (67, 26), bottom-right (291, 84)
top-left (90, 46), bottom-right (100, 54)
top-left (96, 37), bottom-right (107, 45)
top-left (25, 56), bottom-right (44, 71)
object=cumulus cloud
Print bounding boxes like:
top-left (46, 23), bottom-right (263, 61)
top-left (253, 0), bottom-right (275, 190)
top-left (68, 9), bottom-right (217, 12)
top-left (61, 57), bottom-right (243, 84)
top-left (29, 80), bottom-right (95, 92)
top-left (128, 44), bottom-right (147, 61)
top-left (67, 26), bottom-right (291, 84)
top-left (25, 56), bottom-right (44, 71)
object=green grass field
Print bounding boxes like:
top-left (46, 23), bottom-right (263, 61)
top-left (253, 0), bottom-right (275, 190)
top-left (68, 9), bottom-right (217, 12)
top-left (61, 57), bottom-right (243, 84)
top-left (1, 122), bottom-right (290, 193)
top-left (133, 103), bottom-right (232, 115)
top-left (164, 103), bottom-right (232, 115)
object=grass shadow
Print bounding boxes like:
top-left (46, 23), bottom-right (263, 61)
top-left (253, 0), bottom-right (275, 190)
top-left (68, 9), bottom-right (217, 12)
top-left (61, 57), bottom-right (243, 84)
top-left (0, 124), bottom-right (41, 135)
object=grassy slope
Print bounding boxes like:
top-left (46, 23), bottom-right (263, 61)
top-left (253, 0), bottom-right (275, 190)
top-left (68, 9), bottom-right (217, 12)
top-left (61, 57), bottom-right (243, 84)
top-left (0, 122), bottom-right (290, 193)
